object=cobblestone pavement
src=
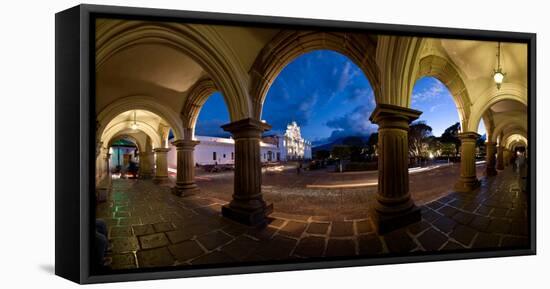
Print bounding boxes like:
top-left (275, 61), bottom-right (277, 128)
top-left (195, 163), bottom-right (486, 218)
top-left (96, 167), bottom-right (529, 270)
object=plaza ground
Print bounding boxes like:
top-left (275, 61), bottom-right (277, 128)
top-left (96, 165), bottom-right (528, 270)
top-left (195, 162), bottom-right (486, 219)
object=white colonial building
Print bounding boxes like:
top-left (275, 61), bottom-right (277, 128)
top-left (167, 122), bottom-right (312, 168)
top-left (189, 136), bottom-right (280, 165)
top-left (262, 121), bottom-right (312, 161)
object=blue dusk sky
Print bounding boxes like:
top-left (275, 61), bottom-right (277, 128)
top-left (195, 50), bottom-right (485, 145)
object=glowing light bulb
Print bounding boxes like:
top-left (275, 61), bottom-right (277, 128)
top-left (493, 71), bottom-right (504, 84)
top-left (131, 123), bottom-right (139, 130)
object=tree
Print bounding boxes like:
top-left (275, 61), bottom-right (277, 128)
top-left (331, 145), bottom-right (351, 160)
top-left (366, 132), bottom-right (378, 160)
top-left (440, 142), bottom-right (457, 158)
top-left (343, 136), bottom-right (365, 162)
top-left (441, 122), bottom-right (461, 155)
top-left (476, 133), bottom-right (487, 157)
top-left (314, 150), bottom-right (330, 160)
top-left (331, 145), bottom-right (351, 173)
top-left (427, 136), bottom-right (441, 157)
top-left (408, 121), bottom-right (433, 162)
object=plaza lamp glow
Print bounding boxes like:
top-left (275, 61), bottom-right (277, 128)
top-left (493, 42), bottom-right (506, 89)
top-left (131, 110), bottom-right (139, 130)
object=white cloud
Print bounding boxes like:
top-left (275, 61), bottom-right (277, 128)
top-left (411, 80), bottom-right (447, 105)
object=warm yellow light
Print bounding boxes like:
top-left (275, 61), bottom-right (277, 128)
top-left (493, 71), bottom-right (504, 84)
top-left (131, 123), bottom-right (139, 130)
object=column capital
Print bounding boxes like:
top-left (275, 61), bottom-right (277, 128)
top-left (369, 104), bottom-right (422, 129)
top-left (222, 118), bottom-right (272, 139)
top-left (153, 147), bottom-right (171, 153)
top-left (172, 139), bottom-right (200, 150)
top-left (486, 141), bottom-right (497, 146)
top-left (458, 131), bottom-right (480, 142)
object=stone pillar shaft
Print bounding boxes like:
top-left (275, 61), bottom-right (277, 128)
top-left (153, 147), bottom-right (170, 184)
top-left (104, 153), bottom-right (112, 185)
top-left (454, 132), bottom-right (480, 192)
top-left (221, 118), bottom-right (273, 226)
top-left (485, 141), bottom-right (497, 176)
top-left (503, 149), bottom-right (511, 166)
top-left (369, 104), bottom-right (422, 234)
top-left (172, 139), bottom-right (200, 196)
top-left (139, 151), bottom-right (153, 179)
top-left (496, 145), bottom-right (505, 170)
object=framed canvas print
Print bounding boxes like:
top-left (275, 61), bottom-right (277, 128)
top-left (55, 4), bottom-right (536, 284)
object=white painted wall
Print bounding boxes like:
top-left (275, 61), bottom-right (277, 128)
top-left (167, 136), bottom-right (279, 170)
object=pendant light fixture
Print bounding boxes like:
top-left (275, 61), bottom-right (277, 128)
top-left (493, 42), bottom-right (506, 89)
top-left (131, 110), bottom-right (139, 130)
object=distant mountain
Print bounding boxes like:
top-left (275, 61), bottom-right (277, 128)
top-left (312, 135), bottom-right (371, 153)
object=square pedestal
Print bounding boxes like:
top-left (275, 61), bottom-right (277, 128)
top-left (374, 205), bottom-right (421, 234)
top-left (454, 177), bottom-right (481, 192)
top-left (152, 176), bottom-right (169, 185)
top-left (172, 183), bottom-right (200, 197)
top-left (222, 203), bottom-right (273, 227)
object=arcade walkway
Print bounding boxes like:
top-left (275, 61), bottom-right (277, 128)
top-left (96, 167), bottom-right (528, 270)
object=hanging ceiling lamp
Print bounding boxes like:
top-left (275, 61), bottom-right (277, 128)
top-left (493, 42), bottom-right (506, 89)
top-left (131, 110), bottom-right (139, 130)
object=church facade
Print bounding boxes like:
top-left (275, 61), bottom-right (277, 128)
top-left (262, 121), bottom-right (312, 161)
top-left (167, 122), bottom-right (312, 168)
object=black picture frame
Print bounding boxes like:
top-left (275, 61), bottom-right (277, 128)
top-left (55, 4), bottom-right (536, 284)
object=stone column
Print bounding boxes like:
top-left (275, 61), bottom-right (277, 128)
top-left (485, 141), bottom-right (497, 176)
top-left (104, 153), bottom-right (112, 186)
top-left (221, 118), bottom-right (273, 226)
top-left (454, 132), bottom-right (481, 192)
top-left (496, 145), bottom-right (504, 170)
top-left (369, 104), bottom-right (422, 234)
top-left (503, 149), bottom-right (511, 167)
top-left (153, 147), bottom-right (170, 184)
top-left (96, 152), bottom-right (112, 201)
top-left (172, 139), bottom-right (200, 196)
top-left (139, 151), bottom-right (153, 179)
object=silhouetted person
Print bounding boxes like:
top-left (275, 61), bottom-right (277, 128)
top-left (95, 219), bottom-right (111, 268)
top-left (128, 160), bottom-right (138, 179)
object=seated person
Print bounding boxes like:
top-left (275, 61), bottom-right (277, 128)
top-left (94, 219), bottom-right (112, 268)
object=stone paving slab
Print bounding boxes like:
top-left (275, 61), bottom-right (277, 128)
top-left (139, 232), bottom-right (170, 250)
top-left (168, 240), bottom-right (204, 262)
top-left (98, 167), bottom-right (529, 270)
top-left (294, 236), bottom-right (326, 257)
top-left (306, 222), bottom-right (330, 235)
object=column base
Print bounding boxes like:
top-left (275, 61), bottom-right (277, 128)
top-left (485, 167), bottom-right (498, 177)
top-left (152, 176), bottom-right (170, 184)
top-left (139, 173), bottom-right (153, 180)
top-left (454, 176), bottom-right (480, 192)
top-left (373, 205), bottom-right (421, 234)
top-left (172, 182), bottom-right (200, 197)
top-left (95, 186), bottom-right (111, 203)
top-left (222, 203), bottom-right (273, 227)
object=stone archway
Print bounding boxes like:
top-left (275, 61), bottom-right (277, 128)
top-left (180, 77), bottom-right (219, 138)
top-left (97, 95), bottom-right (185, 144)
top-left (415, 55), bottom-right (473, 130)
top-left (468, 83), bottom-right (527, 132)
top-left (491, 120), bottom-right (527, 143)
top-left (108, 134), bottom-right (144, 153)
top-left (96, 20), bottom-right (251, 122)
top-left (249, 30), bottom-right (380, 119)
top-left (107, 134), bottom-right (141, 178)
top-left (102, 120), bottom-right (162, 149)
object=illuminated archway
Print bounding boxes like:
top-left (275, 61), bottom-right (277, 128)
top-left (250, 31), bottom-right (380, 119)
